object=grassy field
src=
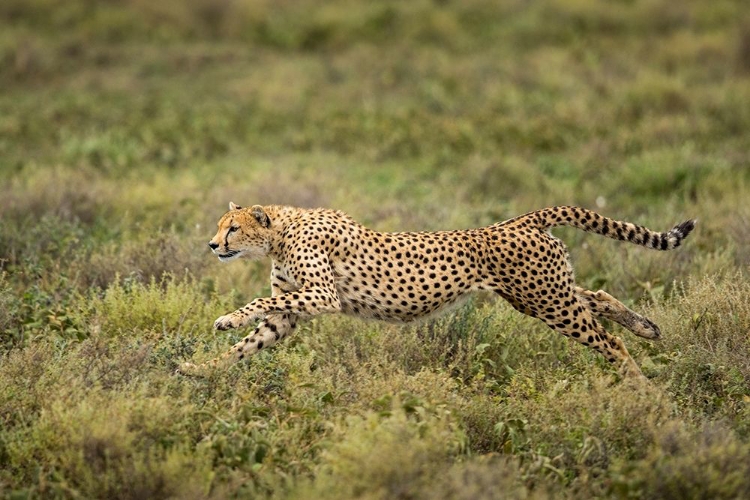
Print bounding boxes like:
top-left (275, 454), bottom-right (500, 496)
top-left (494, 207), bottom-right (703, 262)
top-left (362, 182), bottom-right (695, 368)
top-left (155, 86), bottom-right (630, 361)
top-left (1, 0), bottom-right (750, 498)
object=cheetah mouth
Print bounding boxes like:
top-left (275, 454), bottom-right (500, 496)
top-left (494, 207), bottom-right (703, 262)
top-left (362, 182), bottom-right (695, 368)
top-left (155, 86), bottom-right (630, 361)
top-left (217, 250), bottom-right (241, 262)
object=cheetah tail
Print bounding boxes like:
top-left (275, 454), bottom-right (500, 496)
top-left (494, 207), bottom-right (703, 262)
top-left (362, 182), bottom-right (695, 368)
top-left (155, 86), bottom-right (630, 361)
top-left (534, 206), bottom-right (696, 251)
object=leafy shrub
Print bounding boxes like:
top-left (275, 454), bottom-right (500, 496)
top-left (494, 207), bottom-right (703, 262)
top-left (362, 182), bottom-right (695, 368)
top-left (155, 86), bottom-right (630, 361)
top-left (647, 274), bottom-right (750, 422)
top-left (78, 274), bottom-right (233, 338)
top-left (295, 402), bottom-right (466, 500)
top-left (2, 391), bottom-right (214, 499)
top-left (612, 422), bottom-right (750, 500)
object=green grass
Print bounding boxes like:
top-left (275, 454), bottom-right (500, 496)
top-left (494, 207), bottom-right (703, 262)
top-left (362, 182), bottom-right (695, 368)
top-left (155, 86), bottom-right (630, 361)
top-left (1, 0), bottom-right (750, 498)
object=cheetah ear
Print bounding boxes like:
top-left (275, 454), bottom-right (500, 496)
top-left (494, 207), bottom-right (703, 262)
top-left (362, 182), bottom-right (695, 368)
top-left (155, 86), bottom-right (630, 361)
top-left (251, 205), bottom-right (270, 228)
top-left (228, 201), bottom-right (242, 211)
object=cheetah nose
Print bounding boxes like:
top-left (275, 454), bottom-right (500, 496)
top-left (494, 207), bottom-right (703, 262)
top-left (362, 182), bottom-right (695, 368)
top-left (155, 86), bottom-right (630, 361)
top-left (208, 241), bottom-right (219, 250)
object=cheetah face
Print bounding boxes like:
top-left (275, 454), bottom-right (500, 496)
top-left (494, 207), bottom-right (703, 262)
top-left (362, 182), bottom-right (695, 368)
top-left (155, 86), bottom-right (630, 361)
top-left (208, 202), bottom-right (271, 262)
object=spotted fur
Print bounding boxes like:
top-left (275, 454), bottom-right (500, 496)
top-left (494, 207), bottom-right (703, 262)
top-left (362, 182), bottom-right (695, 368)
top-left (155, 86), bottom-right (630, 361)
top-left (178, 203), bottom-right (695, 378)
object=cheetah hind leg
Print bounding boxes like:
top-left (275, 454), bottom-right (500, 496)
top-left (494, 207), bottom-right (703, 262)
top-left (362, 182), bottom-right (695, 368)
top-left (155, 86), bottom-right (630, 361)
top-left (541, 294), bottom-right (645, 379)
top-left (574, 287), bottom-right (661, 340)
top-left (494, 288), bottom-right (644, 378)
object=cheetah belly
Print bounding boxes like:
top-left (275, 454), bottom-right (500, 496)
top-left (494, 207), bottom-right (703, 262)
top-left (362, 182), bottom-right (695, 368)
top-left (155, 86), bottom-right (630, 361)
top-left (332, 258), bottom-right (473, 323)
top-left (336, 282), bottom-right (467, 323)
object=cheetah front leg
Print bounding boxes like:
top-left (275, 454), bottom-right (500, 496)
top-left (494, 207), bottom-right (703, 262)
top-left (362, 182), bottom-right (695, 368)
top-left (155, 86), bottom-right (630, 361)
top-left (211, 282), bottom-right (341, 330)
top-left (216, 265), bottom-right (302, 365)
top-left (178, 260), bottom-right (340, 376)
top-left (178, 313), bottom-right (298, 376)
top-left (177, 263), bottom-right (305, 376)
top-left (575, 287), bottom-right (661, 340)
top-left (180, 284), bottom-right (336, 375)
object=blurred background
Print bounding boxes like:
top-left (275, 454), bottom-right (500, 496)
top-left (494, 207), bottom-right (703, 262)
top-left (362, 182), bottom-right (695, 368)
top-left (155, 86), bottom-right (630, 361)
top-left (2, 0), bottom-right (748, 295)
top-left (1, 1), bottom-right (750, 498)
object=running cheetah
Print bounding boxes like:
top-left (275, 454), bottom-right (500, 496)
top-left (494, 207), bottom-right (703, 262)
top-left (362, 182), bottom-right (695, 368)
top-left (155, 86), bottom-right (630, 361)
top-left (178, 202), bottom-right (695, 378)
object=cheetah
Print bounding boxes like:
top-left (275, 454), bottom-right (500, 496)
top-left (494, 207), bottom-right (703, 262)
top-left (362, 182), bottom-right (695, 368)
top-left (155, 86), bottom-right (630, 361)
top-left (178, 202), bottom-right (695, 378)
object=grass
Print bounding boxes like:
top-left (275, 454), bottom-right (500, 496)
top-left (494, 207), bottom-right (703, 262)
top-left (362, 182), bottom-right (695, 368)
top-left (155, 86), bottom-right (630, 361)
top-left (1, 0), bottom-right (749, 498)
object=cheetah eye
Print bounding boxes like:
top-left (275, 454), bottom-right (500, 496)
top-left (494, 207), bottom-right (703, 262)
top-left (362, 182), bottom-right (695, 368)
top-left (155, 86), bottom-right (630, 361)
top-left (228, 226), bottom-right (239, 234)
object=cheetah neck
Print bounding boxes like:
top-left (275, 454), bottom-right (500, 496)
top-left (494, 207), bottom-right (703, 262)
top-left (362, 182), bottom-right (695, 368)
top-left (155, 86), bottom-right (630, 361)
top-left (265, 205), bottom-right (303, 259)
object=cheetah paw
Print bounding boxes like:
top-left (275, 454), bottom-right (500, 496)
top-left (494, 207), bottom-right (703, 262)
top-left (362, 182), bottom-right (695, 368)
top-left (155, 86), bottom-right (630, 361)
top-left (214, 314), bottom-right (239, 330)
top-left (176, 362), bottom-right (207, 377)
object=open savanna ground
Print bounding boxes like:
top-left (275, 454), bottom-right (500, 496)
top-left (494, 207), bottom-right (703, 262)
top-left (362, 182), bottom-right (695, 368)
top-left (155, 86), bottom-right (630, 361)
top-left (1, 0), bottom-right (749, 498)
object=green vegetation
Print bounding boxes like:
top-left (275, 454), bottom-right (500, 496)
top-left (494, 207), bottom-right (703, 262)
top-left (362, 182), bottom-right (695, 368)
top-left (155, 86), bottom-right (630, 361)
top-left (1, 0), bottom-right (749, 498)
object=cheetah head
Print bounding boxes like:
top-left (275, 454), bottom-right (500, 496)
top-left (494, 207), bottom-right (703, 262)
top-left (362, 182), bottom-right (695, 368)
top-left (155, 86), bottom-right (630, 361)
top-left (208, 202), bottom-right (271, 262)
